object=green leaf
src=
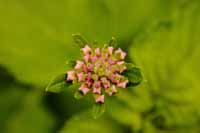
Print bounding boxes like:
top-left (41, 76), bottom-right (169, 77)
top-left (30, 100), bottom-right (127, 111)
top-left (125, 62), bottom-right (135, 70)
top-left (92, 103), bottom-right (105, 119)
top-left (124, 67), bottom-right (143, 86)
top-left (60, 111), bottom-right (123, 133)
top-left (0, 0), bottom-right (163, 87)
top-left (108, 37), bottom-right (117, 48)
top-left (45, 73), bottom-right (71, 93)
top-left (130, 5), bottom-right (200, 129)
top-left (74, 90), bottom-right (84, 100)
top-left (5, 90), bottom-right (55, 133)
top-left (66, 60), bottom-right (76, 68)
top-left (72, 34), bottom-right (89, 48)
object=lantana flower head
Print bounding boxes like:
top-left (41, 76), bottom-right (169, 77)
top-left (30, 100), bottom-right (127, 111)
top-left (45, 34), bottom-right (142, 118)
top-left (67, 44), bottom-right (129, 103)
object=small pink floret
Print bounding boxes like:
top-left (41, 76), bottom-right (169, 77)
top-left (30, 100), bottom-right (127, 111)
top-left (95, 95), bottom-right (104, 103)
top-left (108, 58), bottom-right (115, 65)
top-left (93, 87), bottom-right (101, 94)
top-left (91, 55), bottom-right (98, 63)
top-left (115, 48), bottom-right (126, 59)
top-left (82, 45), bottom-right (91, 54)
top-left (108, 85), bottom-right (117, 96)
top-left (83, 54), bottom-right (90, 62)
top-left (117, 61), bottom-right (125, 65)
top-left (117, 80), bottom-right (129, 88)
top-left (79, 84), bottom-right (90, 95)
top-left (95, 48), bottom-right (101, 56)
top-left (108, 46), bottom-right (114, 55)
top-left (67, 71), bottom-right (76, 81)
top-left (87, 63), bottom-right (94, 71)
top-left (101, 77), bottom-right (110, 88)
top-left (75, 60), bottom-right (84, 70)
top-left (77, 72), bottom-right (84, 82)
top-left (94, 81), bottom-right (101, 88)
top-left (82, 64), bottom-right (88, 72)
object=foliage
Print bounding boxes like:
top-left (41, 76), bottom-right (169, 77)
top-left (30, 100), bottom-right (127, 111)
top-left (0, 0), bottom-right (200, 133)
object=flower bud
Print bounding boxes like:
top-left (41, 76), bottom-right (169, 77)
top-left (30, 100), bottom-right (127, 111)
top-left (95, 94), bottom-right (104, 103)
top-left (79, 84), bottom-right (90, 95)
top-left (117, 80), bottom-right (129, 88)
top-left (82, 45), bottom-right (91, 54)
top-left (75, 60), bottom-right (84, 70)
top-left (115, 48), bottom-right (126, 60)
top-left (67, 71), bottom-right (76, 81)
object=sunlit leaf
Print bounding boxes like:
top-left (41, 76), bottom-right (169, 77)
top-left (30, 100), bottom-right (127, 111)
top-left (5, 90), bottom-right (55, 133)
top-left (60, 111), bottom-right (122, 133)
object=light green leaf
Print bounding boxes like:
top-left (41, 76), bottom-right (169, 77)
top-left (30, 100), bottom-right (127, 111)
top-left (130, 3), bottom-right (200, 130)
top-left (60, 111), bottom-right (123, 133)
top-left (0, 0), bottom-right (163, 87)
top-left (92, 103), bottom-right (105, 119)
top-left (72, 34), bottom-right (89, 48)
top-left (5, 90), bottom-right (55, 133)
top-left (45, 73), bottom-right (71, 93)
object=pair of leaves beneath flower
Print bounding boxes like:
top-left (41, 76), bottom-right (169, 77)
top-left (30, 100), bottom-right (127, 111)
top-left (46, 62), bottom-right (142, 119)
top-left (45, 73), bottom-right (105, 119)
top-left (72, 34), bottom-right (117, 48)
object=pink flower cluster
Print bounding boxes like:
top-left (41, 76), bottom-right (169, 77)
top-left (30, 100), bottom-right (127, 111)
top-left (67, 45), bottom-right (129, 103)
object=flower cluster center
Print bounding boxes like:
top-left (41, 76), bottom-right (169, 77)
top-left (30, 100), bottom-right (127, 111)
top-left (67, 45), bottom-right (129, 103)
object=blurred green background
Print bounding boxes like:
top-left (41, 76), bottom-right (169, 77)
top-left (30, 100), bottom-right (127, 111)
top-left (0, 0), bottom-right (200, 133)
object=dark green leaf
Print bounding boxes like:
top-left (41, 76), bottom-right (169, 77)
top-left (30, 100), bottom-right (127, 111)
top-left (74, 90), bottom-right (84, 100)
top-left (92, 103), bottom-right (105, 119)
top-left (108, 37), bottom-right (117, 48)
top-left (45, 73), bottom-right (71, 93)
top-left (72, 34), bottom-right (88, 48)
top-left (124, 67), bottom-right (143, 87)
